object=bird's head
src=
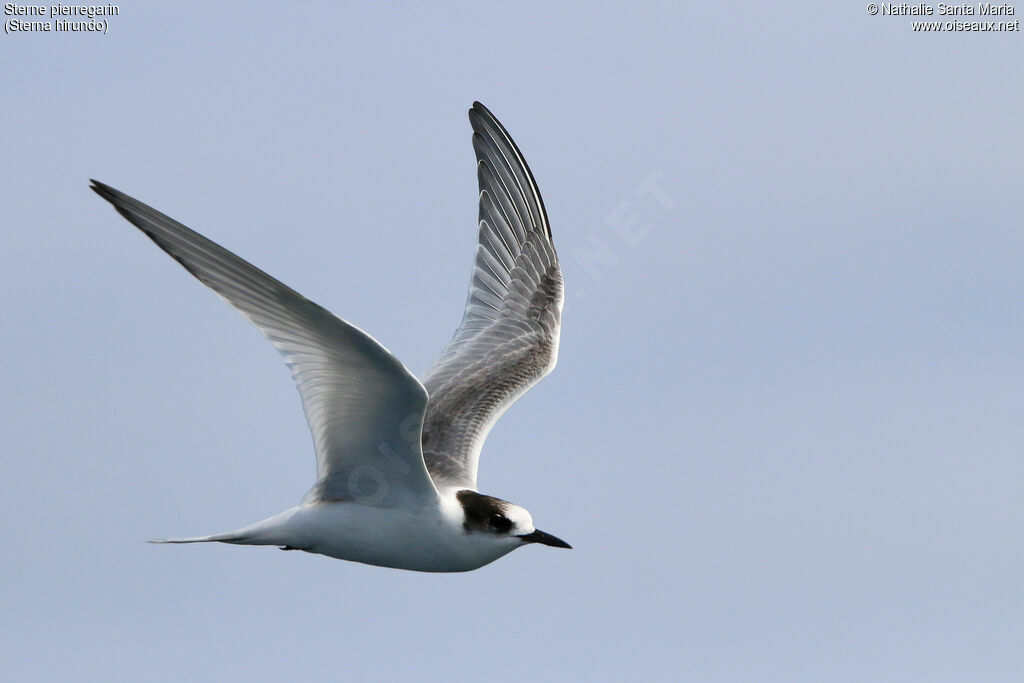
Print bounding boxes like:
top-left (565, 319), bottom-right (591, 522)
top-left (455, 490), bottom-right (571, 550)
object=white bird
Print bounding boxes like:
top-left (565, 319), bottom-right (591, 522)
top-left (92, 102), bottom-right (569, 572)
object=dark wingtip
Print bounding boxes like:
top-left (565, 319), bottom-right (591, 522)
top-left (90, 179), bottom-right (117, 203)
top-left (470, 101), bottom-right (496, 123)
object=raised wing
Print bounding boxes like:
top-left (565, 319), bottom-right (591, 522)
top-left (91, 181), bottom-right (437, 508)
top-left (420, 103), bottom-right (563, 491)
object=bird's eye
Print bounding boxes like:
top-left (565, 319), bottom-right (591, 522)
top-left (488, 514), bottom-right (512, 532)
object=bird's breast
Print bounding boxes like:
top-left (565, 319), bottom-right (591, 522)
top-left (285, 501), bottom-right (511, 572)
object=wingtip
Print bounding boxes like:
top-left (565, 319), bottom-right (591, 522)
top-left (90, 179), bottom-right (116, 201)
top-left (469, 101), bottom-right (495, 122)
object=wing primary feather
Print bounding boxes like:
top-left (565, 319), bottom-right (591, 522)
top-left (419, 105), bottom-right (562, 490)
top-left (91, 180), bottom-right (438, 506)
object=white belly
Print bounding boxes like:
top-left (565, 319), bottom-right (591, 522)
top-left (277, 501), bottom-right (516, 572)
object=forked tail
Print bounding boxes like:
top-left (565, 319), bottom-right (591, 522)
top-left (149, 532), bottom-right (250, 545)
top-left (148, 508), bottom-right (302, 546)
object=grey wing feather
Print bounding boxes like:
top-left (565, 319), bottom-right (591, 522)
top-left (91, 181), bottom-right (437, 507)
top-left (420, 103), bottom-right (563, 491)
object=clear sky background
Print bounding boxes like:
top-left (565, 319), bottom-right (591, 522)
top-left (2, 2), bottom-right (1022, 681)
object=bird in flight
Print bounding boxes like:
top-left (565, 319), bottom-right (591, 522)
top-left (92, 102), bottom-right (569, 572)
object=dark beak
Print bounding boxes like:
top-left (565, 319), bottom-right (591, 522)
top-left (520, 529), bottom-right (572, 549)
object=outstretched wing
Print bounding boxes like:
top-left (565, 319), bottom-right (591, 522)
top-left (91, 181), bottom-right (437, 508)
top-left (420, 103), bottom-right (563, 491)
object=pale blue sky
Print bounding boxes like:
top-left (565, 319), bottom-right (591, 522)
top-left (2, 2), bottom-right (1023, 681)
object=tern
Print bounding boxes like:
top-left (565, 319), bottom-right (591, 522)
top-left (92, 102), bottom-right (569, 572)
